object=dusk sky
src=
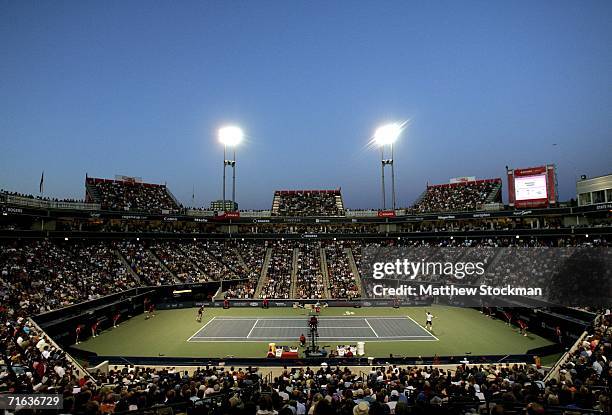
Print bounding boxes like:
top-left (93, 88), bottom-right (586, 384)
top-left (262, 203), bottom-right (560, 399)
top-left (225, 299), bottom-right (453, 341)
top-left (1, 1), bottom-right (610, 210)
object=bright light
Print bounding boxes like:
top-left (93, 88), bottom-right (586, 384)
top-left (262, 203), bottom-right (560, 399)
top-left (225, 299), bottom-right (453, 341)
top-left (374, 123), bottom-right (402, 146)
top-left (218, 126), bottom-right (243, 146)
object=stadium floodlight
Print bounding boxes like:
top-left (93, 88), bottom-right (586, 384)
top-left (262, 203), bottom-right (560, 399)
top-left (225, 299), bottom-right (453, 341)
top-left (218, 126), bottom-right (243, 147)
top-left (374, 121), bottom-right (406, 210)
top-left (219, 125), bottom-right (244, 212)
top-left (374, 123), bottom-right (402, 146)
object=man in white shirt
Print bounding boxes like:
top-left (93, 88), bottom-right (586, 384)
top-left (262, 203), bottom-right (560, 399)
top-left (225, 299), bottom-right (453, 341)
top-left (425, 311), bottom-right (434, 331)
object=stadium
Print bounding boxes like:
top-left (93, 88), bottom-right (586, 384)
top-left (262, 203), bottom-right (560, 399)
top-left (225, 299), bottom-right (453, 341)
top-left (2, 2), bottom-right (612, 415)
top-left (1, 166), bottom-right (611, 414)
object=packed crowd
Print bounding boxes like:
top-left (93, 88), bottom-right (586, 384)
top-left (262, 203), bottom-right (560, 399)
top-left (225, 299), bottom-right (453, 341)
top-left (118, 241), bottom-right (176, 286)
top-left (199, 241), bottom-right (244, 278)
top-left (1, 237), bottom-right (608, 307)
top-left (0, 315), bottom-right (85, 403)
top-left (0, 343), bottom-right (262, 414)
top-left (273, 190), bottom-right (344, 217)
top-left (260, 353), bottom-right (610, 415)
top-left (413, 180), bottom-right (501, 213)
top-left (225, 242), bottom-right (267, 299)
top-left (88, 179), bottom-right (180, 213)
top-left (547, 313), bottom-right (611, 411)
top-left (295, 243), bottom-right (325, 299)
top-left (180, 241), bottom-right (240, 282)
top-left (260, 241), bottom-right (295, 299)
top-left (75, 365), bottom-right (262, 414)
top-left (0, 240), bottom-right (138, 313)
top-left (324, 242), bottom-right (360, 299)
top-left (357, 237), bottom-right (610, 300)
top-left (0, 240), bottom-right (137, 402)
top-left (150, 241), bottom-right (205, 283)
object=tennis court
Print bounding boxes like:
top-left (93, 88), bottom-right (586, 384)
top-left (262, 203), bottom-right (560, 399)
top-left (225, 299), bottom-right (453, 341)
top-left (187, 316), bottom-right (438, 342)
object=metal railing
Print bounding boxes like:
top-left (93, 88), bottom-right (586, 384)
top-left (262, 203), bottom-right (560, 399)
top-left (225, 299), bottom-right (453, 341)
top-left (544, 330), bottom-right (588, 383)
top-left (3, 194), bottom-right (100, 210)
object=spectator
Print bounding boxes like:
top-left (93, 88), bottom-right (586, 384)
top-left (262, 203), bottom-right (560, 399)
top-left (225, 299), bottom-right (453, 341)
top-left (414, 179), bottom-right (501, 213)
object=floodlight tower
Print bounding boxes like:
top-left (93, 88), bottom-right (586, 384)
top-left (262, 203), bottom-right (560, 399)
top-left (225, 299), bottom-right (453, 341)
top-left (218, 126), bottom-right (243, 211)
top-left (374, 123), bottom-right (402, 210)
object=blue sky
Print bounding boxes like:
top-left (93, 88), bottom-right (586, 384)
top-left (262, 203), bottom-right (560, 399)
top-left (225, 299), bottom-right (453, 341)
top-left (1, 1), bottom-right (610, 209)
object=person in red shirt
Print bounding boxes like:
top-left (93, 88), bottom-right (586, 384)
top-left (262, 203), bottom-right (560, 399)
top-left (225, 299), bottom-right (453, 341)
top-left (262, 297), bottom-right (269, 309)
top-left (91, 320), bottom-right (99, 338)
top-left (113, 312), bottom-right (121, 327)
top-left (299, 333), bottom-right (306, 347)
top-left (223, 298), bottom-right (229, 309)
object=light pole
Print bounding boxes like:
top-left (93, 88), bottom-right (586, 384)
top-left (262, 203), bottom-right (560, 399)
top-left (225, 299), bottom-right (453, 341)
top-left (218, 126), bottom-right (243, 211)
top-left (374, 123), bottom-right (402, 210)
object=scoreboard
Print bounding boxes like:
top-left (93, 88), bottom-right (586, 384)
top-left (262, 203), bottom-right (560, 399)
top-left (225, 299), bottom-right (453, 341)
top-left (507, 165), bottom-right (557, 208)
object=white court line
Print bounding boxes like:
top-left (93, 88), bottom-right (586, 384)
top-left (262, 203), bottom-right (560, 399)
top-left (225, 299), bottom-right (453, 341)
top-left (351, 317), bottom-right (415, 320)
top-left (405, 315), bottom-right (439, 341)
top-left (251, 326), bottom-right (371, 329)
top-left (208, 316), bottom-right (414, 321)
top-left (186, 316), bottom-right (217, 342)
top-left (191, 336), bottom-right (378, 339)
top-left (188, 337), bottom-right (438, 342)
top-left (187, 316), bottom-right (439, 342)
top-left (246, 319), bottom-right (259, 338)
top-left (364, 318), bottom-right (379, 338)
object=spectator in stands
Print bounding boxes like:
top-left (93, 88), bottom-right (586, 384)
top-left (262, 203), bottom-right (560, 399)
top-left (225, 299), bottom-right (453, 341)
top-left (273, 190), bottom-right (344, 217)
top-left (88, 178), bottom-right (180, 213)
top-left (413, 180), bottom-right (500, 213)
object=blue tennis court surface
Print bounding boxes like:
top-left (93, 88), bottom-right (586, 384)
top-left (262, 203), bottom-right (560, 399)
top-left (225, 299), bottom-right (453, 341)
top-left (187, 316), bottom-right (438, 342)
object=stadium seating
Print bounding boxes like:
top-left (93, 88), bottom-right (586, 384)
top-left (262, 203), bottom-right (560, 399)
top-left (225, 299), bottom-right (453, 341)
top-left (295, 242), bottom-right (325, 299)
top-left (150, 241), bottom-right (205, 283)
top-left (272, 190), bottom-right (345, 216)
top-left (181, 241), bottom-right (241, 281)
top-left (413, 179), bottom-right (502, 213)
top-left (259, 240), bottom-right (294, 299)
top-left (117, 241), bottom-right (176, 286)
top-left (0, 240), bottom-right (138, 312)
top-left (324, 241), bottom-right (361, 299)
top-left (225, 240), bottom-right (266, 299)
top-left (86, 177), bottom-right (180, 213)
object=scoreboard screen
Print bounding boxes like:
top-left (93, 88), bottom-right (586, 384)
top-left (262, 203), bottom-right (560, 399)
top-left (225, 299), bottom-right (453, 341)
top-left (507, 165), bottom-right (557, 208)
top-left (514, 174), bottom-right (548, 201)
